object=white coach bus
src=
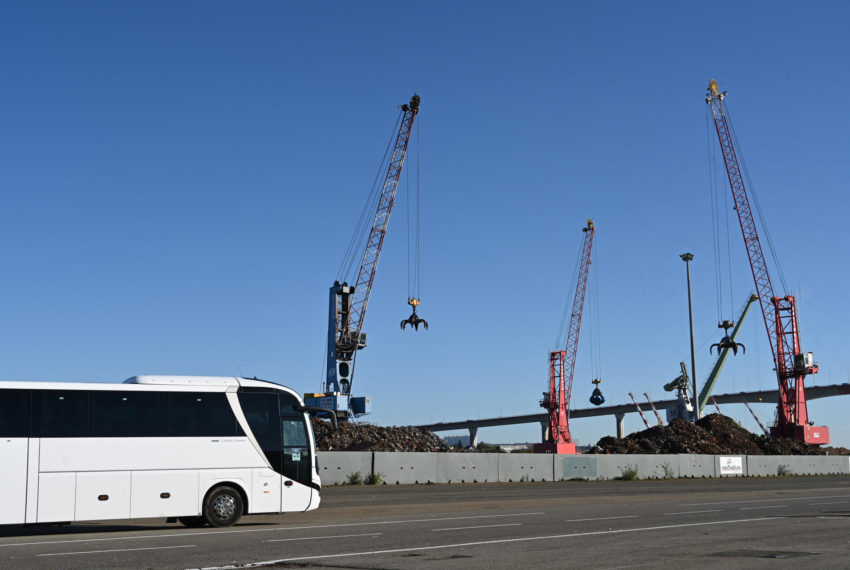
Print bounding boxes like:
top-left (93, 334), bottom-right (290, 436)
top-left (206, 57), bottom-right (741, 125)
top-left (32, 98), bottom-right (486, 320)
top-left (0, 375), bottom-right (321, 527)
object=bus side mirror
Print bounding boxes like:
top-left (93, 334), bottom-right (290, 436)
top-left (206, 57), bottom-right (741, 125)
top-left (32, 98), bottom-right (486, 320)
top-left (295, 404), bottom-right (338, 431)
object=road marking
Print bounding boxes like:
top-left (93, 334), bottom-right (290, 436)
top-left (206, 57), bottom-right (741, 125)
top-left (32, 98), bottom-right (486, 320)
top-left (564, 515), bottom-right (638, 523)
top-left (0, 512), bottom-right (543, 548)
top-left (38, 544), bottom-right (195, 557)
top-left (267, 533), bottom-right (381, 543)
top-left (740, 505), bottom-right (786, 510)
top-left (432, 523), bottom-right (521, 532)
top-left (681, 494), bottom-right (850, 507)
top-left (197, 517), bottom-right (784, 568)
top-left (810, 501), bottom-right (847, 506)
top-left (664, 510), bottom-right (722, 515)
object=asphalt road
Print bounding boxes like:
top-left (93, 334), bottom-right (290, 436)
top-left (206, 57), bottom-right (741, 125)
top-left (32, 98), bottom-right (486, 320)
top-left (2, 476), bottom-right (849, 569)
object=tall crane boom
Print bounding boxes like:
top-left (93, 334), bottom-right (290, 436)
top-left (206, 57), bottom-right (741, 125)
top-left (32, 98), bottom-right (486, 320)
top-left (534, 219), bottom-right (595, 454)
top-left (705, 80), bottom-right (827, 444)
top-left (309, 94), bottom-right (420, 419)
top-left (348, 95), bottom-right (420, 340)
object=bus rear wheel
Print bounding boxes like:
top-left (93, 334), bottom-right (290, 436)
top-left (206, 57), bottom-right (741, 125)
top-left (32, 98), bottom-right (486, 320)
top-left (203, 486), bottom-right (244, 527)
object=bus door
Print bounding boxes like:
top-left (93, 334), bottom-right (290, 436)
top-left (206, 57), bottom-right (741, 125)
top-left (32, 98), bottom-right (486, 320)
top-left (281, 416), bottom-right (312, 510)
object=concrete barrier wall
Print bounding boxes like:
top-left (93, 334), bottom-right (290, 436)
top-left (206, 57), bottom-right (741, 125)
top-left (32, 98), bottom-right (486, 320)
top-left (594, 455), bottom-right (681, 480)
top-left (317, 452), bottom-right (849, 485)
top-left (679, 454), bottom-right (716, 478)
top-left (374, 452), bottom-right (440, 485)
top-left (436, 453), bottom-right (498, 483)
top-left (498, 453), bottom-right (554, 482)
top-left (746, 455), bottom-right (850, 477)
top-left (318, 451), bottom-right (372, 486)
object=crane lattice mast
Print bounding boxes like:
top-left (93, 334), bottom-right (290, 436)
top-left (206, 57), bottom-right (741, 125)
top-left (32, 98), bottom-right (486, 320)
top-left (705, 80), bottom-right (826, 444)
top-left (534, 219), bottom-right (595, 454)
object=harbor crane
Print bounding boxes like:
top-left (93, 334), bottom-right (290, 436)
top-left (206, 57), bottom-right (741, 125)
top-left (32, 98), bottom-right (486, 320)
top-left (534, 219), bottom-right (595, 454)
top-left (705, 80), bottom-right (827, 444)
top-left (305, 94), bottom-right (421, 419)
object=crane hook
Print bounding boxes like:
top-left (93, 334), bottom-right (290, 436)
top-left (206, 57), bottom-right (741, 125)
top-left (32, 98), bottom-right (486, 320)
top-left (709, 319), bottom-right (745, 355)
top-left (400, 298), bottom-right (429, 331)
top-left (589, 378), bottom-right (605, 406)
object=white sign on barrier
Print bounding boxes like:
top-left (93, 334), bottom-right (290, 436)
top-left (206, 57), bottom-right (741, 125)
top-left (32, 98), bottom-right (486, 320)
top-left (719, 456), bottom-right (743, 475)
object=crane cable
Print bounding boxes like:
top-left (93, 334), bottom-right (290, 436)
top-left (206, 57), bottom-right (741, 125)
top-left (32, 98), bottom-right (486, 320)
top-left (706, 107), bottom-right (736, 323)
top-left (705, 108), bottom-right (735, 323)
top-left (588, 236), bottom-right (602, 382)
top-left (552, 231), bottom-right (602, 393)
top-left (553, 237), bottom-right (583, 350)
top-left (724, 105), bottom-right (790, 296)
top-left (406, 117), bottom-right (422, 302)
top-left (325, 109), bottom-right (402, 390)
top-left (337, 112), bottom-right (404, 281)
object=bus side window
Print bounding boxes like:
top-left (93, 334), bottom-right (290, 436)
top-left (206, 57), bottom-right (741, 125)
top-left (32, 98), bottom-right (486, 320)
top-left (281, 417), bottom-right (311, 485)
top-left (90, 392), bottom-right (165, 437)
top-left (166, 392), bottom-right (240, 437)
top-left (282, 418), bottom-right (308, 447)
top-left (33, 391), bottom-right (88, 437)
top-left (238, 392), bottom-right (282, 472)
top-left (0, 389), bottom-right (31, 438)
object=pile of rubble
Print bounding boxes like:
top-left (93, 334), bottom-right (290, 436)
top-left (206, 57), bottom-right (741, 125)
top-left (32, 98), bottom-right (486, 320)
top-left (312, 418), bottom-right (450, 452)
top-left (310, 414), bottom-right (847, 455)
top-left (588, 413), bottom-right (848, 455)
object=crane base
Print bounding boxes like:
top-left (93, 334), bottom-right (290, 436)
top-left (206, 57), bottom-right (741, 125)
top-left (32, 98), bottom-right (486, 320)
top-left (771, 424), bottom-right (829, 445)
top-left (533, 442), bottom-right (579, 454)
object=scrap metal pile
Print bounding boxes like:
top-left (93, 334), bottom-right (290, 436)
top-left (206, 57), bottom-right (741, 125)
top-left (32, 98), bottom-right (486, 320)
top-left (312, 418), bottom-right (450, 452)
top-left (588, 413), bottom-right (849, 455)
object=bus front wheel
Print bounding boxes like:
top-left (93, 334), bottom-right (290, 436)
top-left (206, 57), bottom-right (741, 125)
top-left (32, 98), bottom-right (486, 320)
top-left (203, 486), bottom-right (244, 527)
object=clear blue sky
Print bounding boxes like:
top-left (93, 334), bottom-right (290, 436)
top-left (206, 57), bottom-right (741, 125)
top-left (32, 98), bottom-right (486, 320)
top-left (2, 1), bottom-right (849, 446)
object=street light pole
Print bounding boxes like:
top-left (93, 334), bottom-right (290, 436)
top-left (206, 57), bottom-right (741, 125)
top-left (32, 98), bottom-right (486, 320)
top-left (680, 253), bottom-right (699, 421)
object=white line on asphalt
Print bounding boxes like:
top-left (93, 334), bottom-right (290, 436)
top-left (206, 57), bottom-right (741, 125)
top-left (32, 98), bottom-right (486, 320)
top-left (664, 510), bottom-right (723, 515)
top-left (564, 516), bottom-right (638, 523)
top-left (0, 512), bottom-right (544, 549)
top-left (810, 501), bottom-right (848, 506)
top-left (681, 494), bottom-right (850, 507)
top-left (267, 533), bottom-right (381, 543)
top-left (432, 523), bottom-right (522, 532)
top-left (197, 517), bottom-right (784, 569)
top-left (38, 544), bottom-right (195, 557)
top-left (740, 505), bottom-right (786, 510)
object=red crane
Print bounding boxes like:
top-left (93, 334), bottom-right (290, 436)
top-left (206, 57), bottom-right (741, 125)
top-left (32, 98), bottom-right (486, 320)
top-left (705, 80), bottom-right (827, 444)
top-left (534, 219), bottom-right (595, 454)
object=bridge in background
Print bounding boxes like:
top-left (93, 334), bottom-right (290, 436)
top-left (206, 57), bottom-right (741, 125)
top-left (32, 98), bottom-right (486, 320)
top-left (415, 383), bottom-right (850, 447)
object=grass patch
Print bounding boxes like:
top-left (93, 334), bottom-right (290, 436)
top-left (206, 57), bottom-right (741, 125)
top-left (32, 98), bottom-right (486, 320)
top-left (365, 472), bottom-right (384, 485)
top-left (346, 471), bottom-right (363, 485)
top-left (618, 465), bottom-right (639, 481)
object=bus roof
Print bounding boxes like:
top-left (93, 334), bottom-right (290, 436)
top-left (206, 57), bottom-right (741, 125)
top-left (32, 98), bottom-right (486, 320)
top-left (124, 375), bottom-right (241, 386)
top-left (0, 375), bottom-right (296, 395)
